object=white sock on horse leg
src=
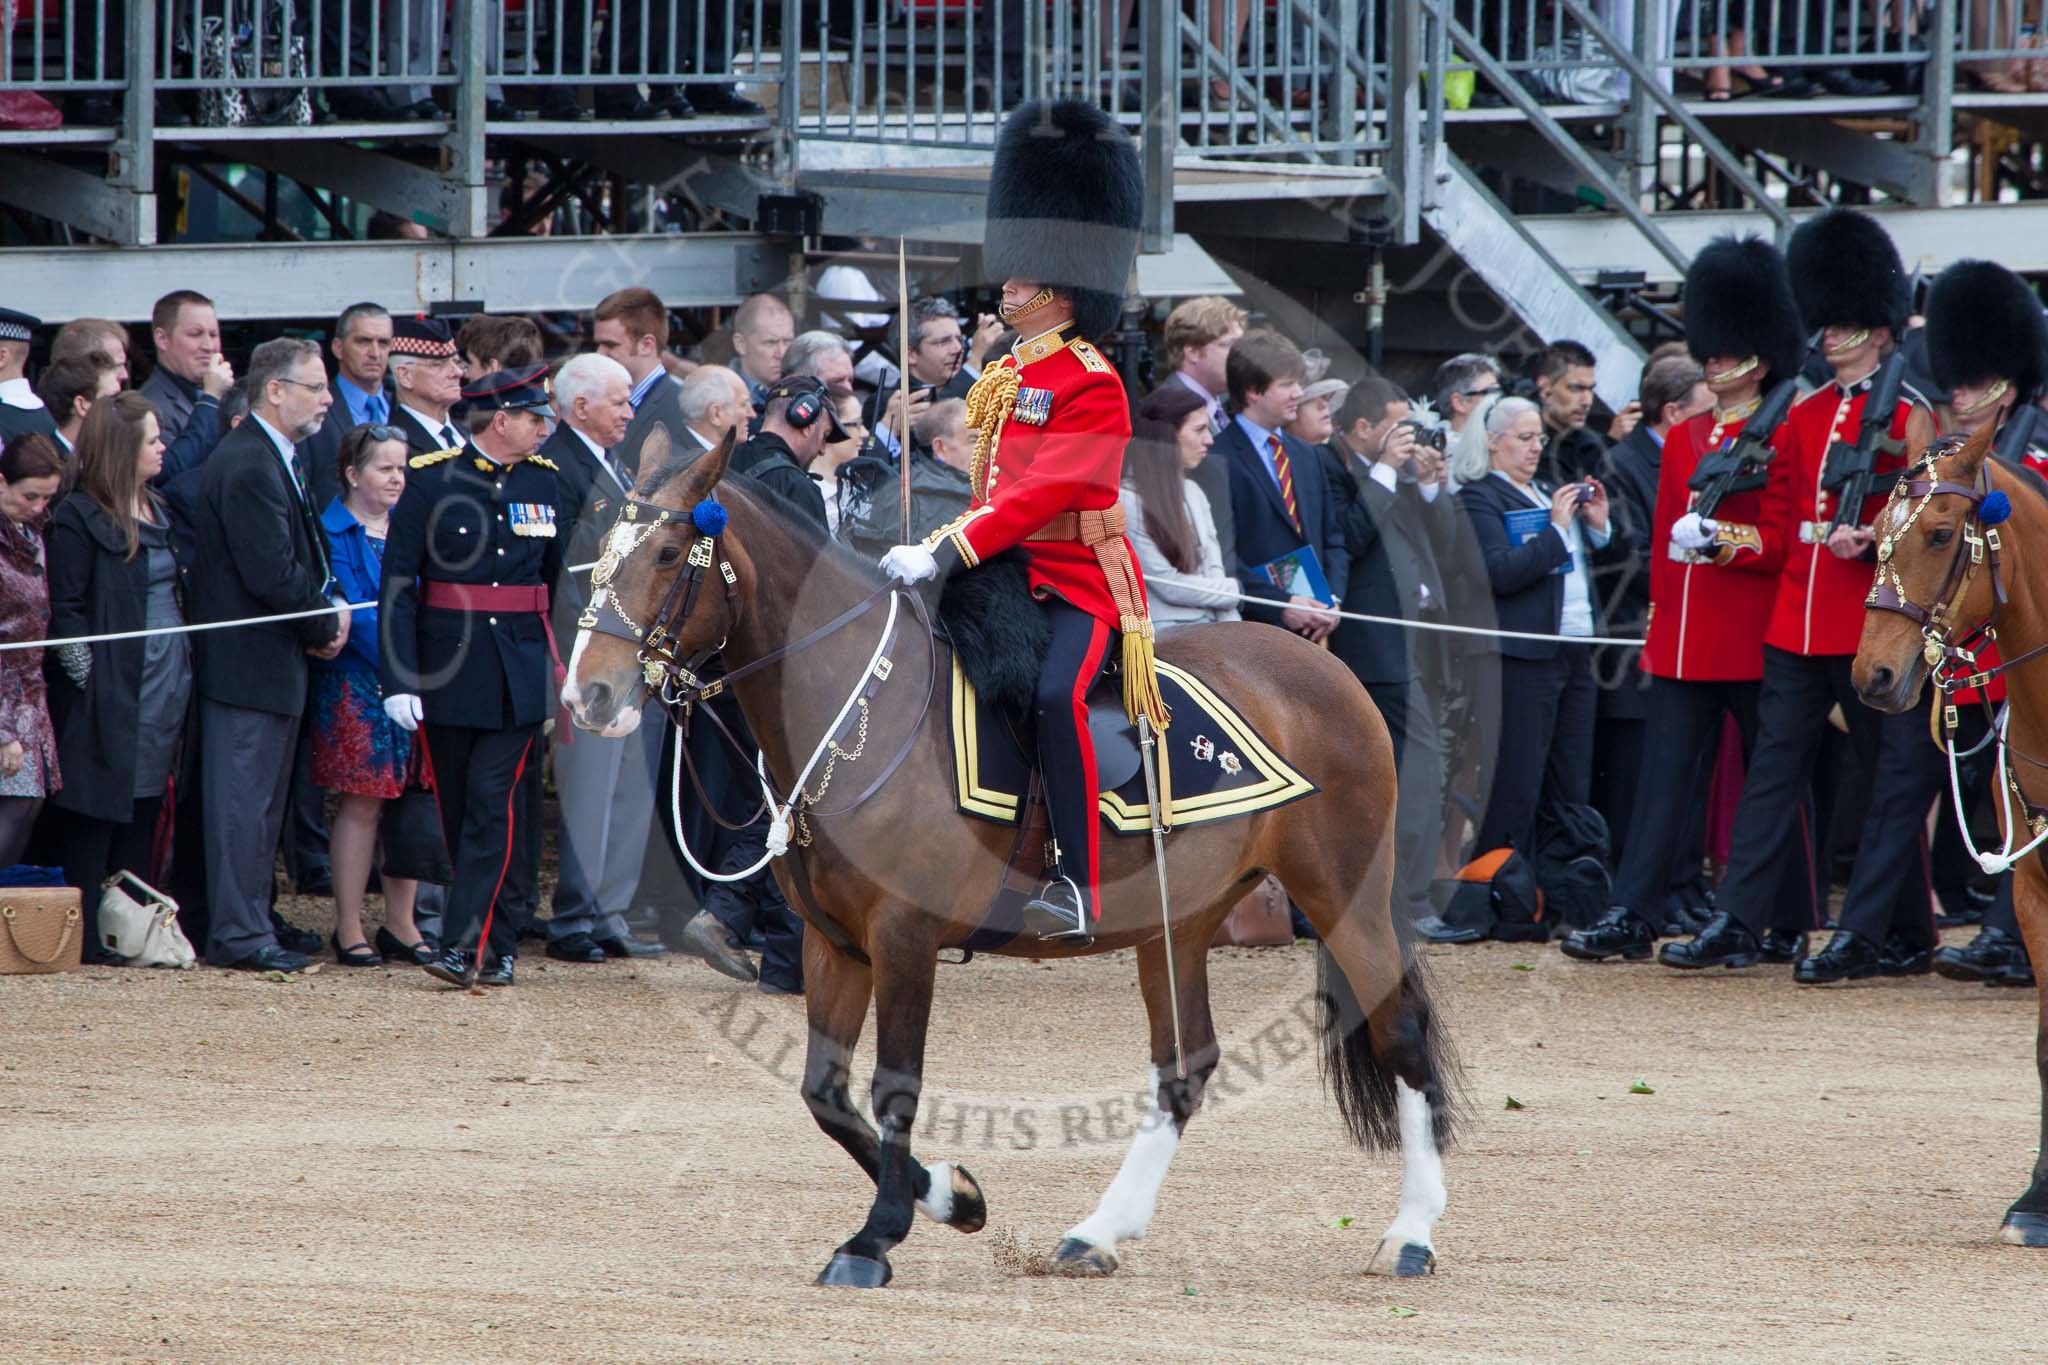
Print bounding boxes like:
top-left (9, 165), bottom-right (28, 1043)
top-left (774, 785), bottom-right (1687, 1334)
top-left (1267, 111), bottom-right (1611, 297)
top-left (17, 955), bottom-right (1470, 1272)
top-left (1381, 1077), bottom-right (1446, 1249)
top-left (914, 1161), bottom-right (957, 1223)
top-left (1064, 1065), bottom-right (1181, 1250)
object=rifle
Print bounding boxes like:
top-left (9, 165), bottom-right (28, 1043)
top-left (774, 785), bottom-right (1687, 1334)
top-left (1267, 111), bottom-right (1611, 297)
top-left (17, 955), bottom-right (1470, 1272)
top-left (1993, 401), bottom-right (2040, 468)
top-left (1687, 354), bottom-right (1809, 519)
top-left (1820, 347), bottom-right (1909, 536)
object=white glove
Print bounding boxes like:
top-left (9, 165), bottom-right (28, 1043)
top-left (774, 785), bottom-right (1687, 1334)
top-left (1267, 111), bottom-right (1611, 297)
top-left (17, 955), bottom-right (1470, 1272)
top-left (383, 693), bottom-right (423, 732)
top-left (879, 544), bottom-right (939, 585)
top-left (1670, 512), bottom-right (1718, 552)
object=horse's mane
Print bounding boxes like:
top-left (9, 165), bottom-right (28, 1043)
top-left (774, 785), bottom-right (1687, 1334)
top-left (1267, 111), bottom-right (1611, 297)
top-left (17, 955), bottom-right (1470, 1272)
top-left (644, 448), bottom-right (887, 592)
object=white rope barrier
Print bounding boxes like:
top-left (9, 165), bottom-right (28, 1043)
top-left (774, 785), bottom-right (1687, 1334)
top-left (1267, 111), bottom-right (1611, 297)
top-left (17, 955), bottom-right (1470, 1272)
top-left (0, 574), bottom-right (1649, 654)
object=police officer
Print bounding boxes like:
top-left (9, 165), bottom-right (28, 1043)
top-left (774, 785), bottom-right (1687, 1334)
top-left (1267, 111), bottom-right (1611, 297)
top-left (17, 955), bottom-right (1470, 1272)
top-left (1922, 259), bottom-right (2046, 990)
top-left (379, 364), bottom-right (565, 987)
top-left (877, 99), bottom-right (1158, 944)
top-left (1563, 236), bottom-right (1816, 963)
top-left (0, 307), bottom-right (58, 444)
top-left (1662, 210), bottom-right (1942, 980)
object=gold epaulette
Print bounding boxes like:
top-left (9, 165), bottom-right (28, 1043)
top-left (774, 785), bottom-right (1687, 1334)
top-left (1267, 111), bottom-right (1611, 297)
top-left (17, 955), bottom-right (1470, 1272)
top-left (1068, 338), bottom-right (1113, 375)
top-left (409, 447), bottom-right (460, 469)
top-left (527, 453), bottom-right (559, 472)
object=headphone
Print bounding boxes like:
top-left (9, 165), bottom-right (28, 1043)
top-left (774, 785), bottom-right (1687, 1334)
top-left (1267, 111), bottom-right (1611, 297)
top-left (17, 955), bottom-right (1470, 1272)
top-left (773, 375), bottom-right (828, 430)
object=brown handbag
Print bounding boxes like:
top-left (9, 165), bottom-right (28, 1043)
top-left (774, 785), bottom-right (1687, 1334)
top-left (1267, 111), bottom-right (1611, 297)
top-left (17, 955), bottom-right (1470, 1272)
top-left (0, 888), bottom-right (84, 974)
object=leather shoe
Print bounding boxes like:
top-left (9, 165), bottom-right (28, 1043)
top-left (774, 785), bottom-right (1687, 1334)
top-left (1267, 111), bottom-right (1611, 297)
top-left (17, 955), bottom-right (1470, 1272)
top-left (545, 932), bottom-right (608, 963)
top-left (1879, 931), bottom-right (1936, 977)
top-left (757, 977), bottom-right (801, 996)
top-left (688, 85), bottom-right (762, 116)
top-left (596, 934), bottom-right (668, 959)
top-left (1814, 67), bottom-right (1889, 97)
top-left (1758, 928), bottom-right (1807, 964)
top-left (1936, 926), bottom-right (2025, 982)
top-left (295, 866), bottom-right (334, 896)
top-left (227, 944), bottom-right (309, 973)
top-left (476, 954), bottom-right (515, 987)
top-left (1991, 957), bottom-right (2038, 989)
top-left (1794, 929), bottom-right (1883, 984)
top-left (1559, 908), bottom-right (1655, 962)
top-left (597, 97), bottom-right (671, 121)
top-left (1658, 911), bottom-right (1763, 969)
top-left (423, 947), bottom-right (476, 986)
top-left (270, 913), bottom-right (324, 957)
top-left (375, 925), bottom-right (435, 967)
top-left (538, 95), bottom-right (591, 121)
top-left (331, 932), bottom-right (381, 967)
top-left (674, 909), bottom-right (758, 981)
top-left (485, 97), bottom-right (530, 121)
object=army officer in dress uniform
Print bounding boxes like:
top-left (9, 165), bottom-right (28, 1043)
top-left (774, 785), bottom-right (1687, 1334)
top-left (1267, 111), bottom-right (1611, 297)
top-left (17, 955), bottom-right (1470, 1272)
top-left (379, 364), bottom-right (565, 987)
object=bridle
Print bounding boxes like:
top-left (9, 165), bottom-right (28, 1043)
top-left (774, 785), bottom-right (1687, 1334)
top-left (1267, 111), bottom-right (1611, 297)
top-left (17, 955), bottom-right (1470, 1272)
top-left (575, 490), bottom-right (937, 843)
top-left (1866, 440), bottom-right (2048, 871)
top-left (579, 495), bottom-right (743, 711)
top-left (1864, 440), bottom-right (2010, 695)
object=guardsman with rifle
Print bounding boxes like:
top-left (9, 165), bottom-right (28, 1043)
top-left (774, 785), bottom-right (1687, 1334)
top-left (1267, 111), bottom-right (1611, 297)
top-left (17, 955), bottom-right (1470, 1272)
top-left (1563, 235), bottom-right (1814, 963)
top-left (378, 364), bottom-right (566, 988)
top-left (1663, 212), bottom-right (1945, 979)
top-left (1922, 259), bottom-right (2046, 990)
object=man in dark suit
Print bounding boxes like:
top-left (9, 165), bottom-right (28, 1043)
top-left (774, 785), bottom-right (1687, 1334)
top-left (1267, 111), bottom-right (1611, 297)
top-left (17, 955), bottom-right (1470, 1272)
top-left (139, 289), bottom-right (235, 483)
top-left (1324, 377), bottom-right (1461, 925)
top-left (596, 286), bottom-right (687, 486)
top-left (189, 339), bottom-right (348, 972)
top-left (1149, 295), bottom-right (1247, 571)
top-left (388, 317), bottom-right (467, 458)
top-left (1585, 352), bottom-right (1709, 860)
top-left (541, 353), bottom-right (673, 966)
top-left (297, 303), bottom-right (395, 515)
top-left (1216, 329), bottom-right (1347, 639)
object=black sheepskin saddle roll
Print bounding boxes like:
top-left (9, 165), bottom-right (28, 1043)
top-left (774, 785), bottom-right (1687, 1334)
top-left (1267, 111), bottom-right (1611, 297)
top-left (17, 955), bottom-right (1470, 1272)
top-left (937, 552), bottom-right (1048, 717)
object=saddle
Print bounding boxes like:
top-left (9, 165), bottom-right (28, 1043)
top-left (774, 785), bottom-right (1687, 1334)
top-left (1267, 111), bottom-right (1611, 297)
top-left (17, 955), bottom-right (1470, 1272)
top-left (936, 554), bottom-right (1316, 837)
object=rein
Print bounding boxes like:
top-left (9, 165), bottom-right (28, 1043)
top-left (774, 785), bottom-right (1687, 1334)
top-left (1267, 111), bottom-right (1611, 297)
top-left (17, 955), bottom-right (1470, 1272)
top-left (1867, 448), bottom-right (2048, 871)
top-left (578, 491), bottom-right (938, 870)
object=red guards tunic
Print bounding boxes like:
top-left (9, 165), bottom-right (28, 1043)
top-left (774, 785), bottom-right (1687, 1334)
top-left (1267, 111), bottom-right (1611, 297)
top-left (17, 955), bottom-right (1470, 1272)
top-left (1762, 376), bottom-right (1929, 657)
top-left (924, 328), bottom-right (1148, 629)
top-left (1642, 407), bottom-right (1791, 681)
top-left (1952, 436), bottom-right (2039, 708)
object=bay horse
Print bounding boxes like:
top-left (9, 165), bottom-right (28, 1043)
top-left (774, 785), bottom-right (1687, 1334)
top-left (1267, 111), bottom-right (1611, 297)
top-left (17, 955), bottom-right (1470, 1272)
top-left (1852, 420), bottom-right (2048, 1249)
top-left (563, 429), bottom-right (1461, 1287)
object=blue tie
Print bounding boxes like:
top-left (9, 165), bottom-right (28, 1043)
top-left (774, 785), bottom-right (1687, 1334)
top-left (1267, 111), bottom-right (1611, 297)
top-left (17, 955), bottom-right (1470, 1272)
top-left (365, 393), bottom-right (388, 425)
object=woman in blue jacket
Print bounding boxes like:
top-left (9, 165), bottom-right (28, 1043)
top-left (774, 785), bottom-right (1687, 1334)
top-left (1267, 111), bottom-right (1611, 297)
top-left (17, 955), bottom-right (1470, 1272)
top-left (312, 426), bottom-right (426, 966)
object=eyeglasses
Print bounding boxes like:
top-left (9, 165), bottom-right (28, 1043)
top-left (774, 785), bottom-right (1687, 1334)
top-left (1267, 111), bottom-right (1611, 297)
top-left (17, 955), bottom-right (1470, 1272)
top-left (1458, 385), bottom-right (1501, 399)
top-left (276, 376), bottom-right (327, 393)
top-left (357, 424), bottom-right (406, 443)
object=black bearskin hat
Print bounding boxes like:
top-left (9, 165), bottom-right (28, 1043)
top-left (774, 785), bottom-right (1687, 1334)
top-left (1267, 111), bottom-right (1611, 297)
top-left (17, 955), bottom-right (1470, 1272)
top-left (982, 99), bottom-right (1144, 340)
top-left (1682, 235), bottom-right (1807, 384)
top-left (1786, 207), bottom-right (1909, 336)
top-left (1926, 259), bottom-right (2048, 400)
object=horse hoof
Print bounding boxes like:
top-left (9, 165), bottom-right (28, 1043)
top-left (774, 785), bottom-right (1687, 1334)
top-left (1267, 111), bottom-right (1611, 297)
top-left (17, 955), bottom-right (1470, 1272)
top-left (1366, 1238), bottom-right (1437, 1277)
top-left (815, 1252), bottom-right (893, 1288)
top-left (2000, 1211), bottom-right (2048, 1247)
top-left (947, 1164), bottom-right (988, 1234)
top-left (1053, 1237), bottom-right (1119, 1276)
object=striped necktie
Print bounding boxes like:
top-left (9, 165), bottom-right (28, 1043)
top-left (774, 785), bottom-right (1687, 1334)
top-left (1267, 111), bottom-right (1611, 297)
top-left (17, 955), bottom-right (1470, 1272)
top-left (1268, 433), bottom-right (1302, 534)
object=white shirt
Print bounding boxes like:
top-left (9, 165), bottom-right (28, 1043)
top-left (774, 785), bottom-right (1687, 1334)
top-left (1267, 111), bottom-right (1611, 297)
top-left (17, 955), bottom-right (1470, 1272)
top-left (1366, 458), bottom-right (1441, 503)
top-left (401, 402), bottom-right (459, 450)
top-left (1491, 471), bottom-right (1610, 638)
top-left (1173, 371), bottom-right (1225, 432)
top-left (0, 377), bottom-right (43, 411)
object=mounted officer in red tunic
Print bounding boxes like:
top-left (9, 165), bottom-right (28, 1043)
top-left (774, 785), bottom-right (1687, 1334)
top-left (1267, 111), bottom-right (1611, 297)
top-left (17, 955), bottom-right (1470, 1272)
top-left (876, 99), bottom-right (1162, 943)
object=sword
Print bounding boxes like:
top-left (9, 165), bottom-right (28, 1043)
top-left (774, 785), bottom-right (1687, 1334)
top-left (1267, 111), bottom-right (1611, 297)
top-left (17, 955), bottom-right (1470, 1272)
top-left (896, 238), bottom-right (913, 540)
top-left (1137, 714), bottom-right (1186, 1081)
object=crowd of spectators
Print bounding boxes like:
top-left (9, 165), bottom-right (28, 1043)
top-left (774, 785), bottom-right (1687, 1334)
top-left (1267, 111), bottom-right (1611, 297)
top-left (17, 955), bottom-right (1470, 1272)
top-left (0, 264), bottom-right (2018, 991)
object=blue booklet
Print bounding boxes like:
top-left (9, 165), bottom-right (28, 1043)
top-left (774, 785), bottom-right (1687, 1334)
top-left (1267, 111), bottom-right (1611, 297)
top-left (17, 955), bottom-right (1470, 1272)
top-left (1255, 545), bottom-right (1336, 605)
top-left (1502, 506), bottom-right (1569, 575)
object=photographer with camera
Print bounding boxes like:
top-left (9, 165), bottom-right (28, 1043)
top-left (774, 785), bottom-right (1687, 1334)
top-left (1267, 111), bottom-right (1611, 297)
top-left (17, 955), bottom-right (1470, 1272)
top-left (1320, 377), bottom-right (1463, 927)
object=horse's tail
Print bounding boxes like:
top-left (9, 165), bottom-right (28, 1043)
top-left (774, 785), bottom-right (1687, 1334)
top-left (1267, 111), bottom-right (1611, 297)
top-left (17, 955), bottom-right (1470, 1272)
top-left (1315, 940), bottom-right (1461, 1153)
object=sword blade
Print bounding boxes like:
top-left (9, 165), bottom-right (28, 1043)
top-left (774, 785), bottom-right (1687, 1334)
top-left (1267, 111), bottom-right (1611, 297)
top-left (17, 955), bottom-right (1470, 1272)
top-left (1137, 715), bottom-right (1186, 1080)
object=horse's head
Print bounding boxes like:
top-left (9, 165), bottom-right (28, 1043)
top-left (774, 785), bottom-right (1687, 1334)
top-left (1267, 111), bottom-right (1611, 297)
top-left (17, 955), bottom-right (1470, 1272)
top-left (563, 424), bottom-right (744, 736)
top-left (1852, 420), bottom-right (2002, 713)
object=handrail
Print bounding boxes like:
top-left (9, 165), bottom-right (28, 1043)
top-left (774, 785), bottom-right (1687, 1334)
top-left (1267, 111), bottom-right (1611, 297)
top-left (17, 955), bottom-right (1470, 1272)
top-left (1424, 0), bottom-right (1688, 274)
top-left (1557, 0), bottom-right (1790, 236)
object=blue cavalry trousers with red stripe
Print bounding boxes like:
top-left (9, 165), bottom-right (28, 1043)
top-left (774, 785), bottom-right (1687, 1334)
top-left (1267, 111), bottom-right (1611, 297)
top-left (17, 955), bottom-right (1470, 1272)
top-left (1035, 600), bottom-right (1114, 921)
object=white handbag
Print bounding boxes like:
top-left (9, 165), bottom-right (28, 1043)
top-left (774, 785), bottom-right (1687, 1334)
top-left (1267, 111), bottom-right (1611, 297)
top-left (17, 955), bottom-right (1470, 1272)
top-left (98, 871), bottom-right (199, 969)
